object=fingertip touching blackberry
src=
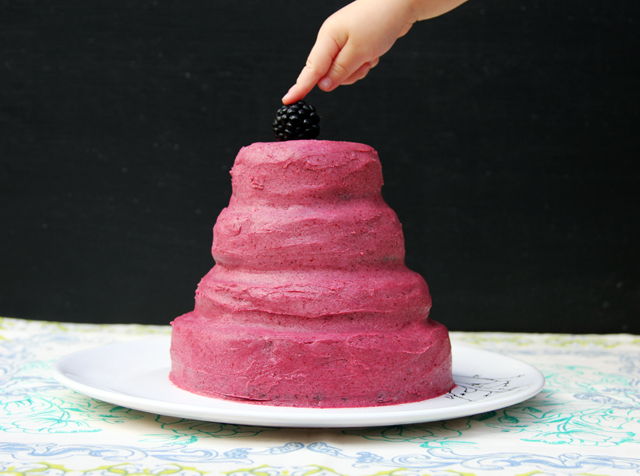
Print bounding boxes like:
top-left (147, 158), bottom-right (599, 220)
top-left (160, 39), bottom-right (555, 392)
top-left (273, 100), bottom-right (321, 141)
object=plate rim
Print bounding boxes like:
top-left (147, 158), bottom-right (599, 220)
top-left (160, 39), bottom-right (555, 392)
top-left (52, 336), bottom-right (545, 428)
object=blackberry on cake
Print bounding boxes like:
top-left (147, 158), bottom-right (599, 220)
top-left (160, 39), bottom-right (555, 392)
top-left (272, 100), bottom-right (321, 141)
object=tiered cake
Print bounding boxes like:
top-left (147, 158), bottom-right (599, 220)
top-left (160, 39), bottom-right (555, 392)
top-left (169, 140), bottom-right (454, 407)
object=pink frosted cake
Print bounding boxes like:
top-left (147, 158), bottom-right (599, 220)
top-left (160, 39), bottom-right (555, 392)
top-left (170, 140), bottom-right (454, 407)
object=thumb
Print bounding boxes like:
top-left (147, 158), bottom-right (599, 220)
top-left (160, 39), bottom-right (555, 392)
top-left (318, 42), bottom-right (369, 92)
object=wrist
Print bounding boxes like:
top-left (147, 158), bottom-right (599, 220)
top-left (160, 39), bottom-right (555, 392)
top-left (406, 0), bottom-right (468, 22)
top-left (402, 0), bottom-right (424, 23)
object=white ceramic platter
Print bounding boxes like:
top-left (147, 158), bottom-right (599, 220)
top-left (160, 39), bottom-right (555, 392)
top-left (53, 337), bottom-right (544, 428)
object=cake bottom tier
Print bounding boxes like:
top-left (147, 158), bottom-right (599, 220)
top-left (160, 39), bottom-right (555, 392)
top-left (169, 312), bottom-right (454, 408)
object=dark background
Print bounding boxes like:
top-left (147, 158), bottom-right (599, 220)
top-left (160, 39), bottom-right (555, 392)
top-left (1, 0), bottom-right (638, 333)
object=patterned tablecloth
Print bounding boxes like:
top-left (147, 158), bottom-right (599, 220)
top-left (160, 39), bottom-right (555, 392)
top-left (1, 316), bottom-right (639, 476)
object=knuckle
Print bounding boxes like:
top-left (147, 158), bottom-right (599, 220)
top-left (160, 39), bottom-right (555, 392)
top-left (330, 62), bottom-right (350, 78)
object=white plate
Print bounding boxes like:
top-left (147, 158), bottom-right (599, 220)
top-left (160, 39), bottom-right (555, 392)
top-left (52, 337), bottom-right (544, 428)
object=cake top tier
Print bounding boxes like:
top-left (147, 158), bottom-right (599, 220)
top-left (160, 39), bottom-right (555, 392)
top-left (229, 140), bottom-right (383, 206)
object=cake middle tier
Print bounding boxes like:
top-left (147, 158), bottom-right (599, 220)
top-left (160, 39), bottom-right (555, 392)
top-left (212, 199), bottom-right (405, 271)
top-left (192, 266), bottom-right (432, 325)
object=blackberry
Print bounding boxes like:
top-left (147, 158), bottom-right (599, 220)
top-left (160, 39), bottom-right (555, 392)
top-left (272, 100), bottom-right (321, 141)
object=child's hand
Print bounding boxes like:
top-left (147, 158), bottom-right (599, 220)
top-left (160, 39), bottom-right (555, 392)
top-left (282, 0), bottom-right (468, 104)
top-left (282, 0), bottom-right (416, 104)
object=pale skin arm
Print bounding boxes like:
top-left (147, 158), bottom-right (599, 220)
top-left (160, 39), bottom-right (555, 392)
top-left (282, 0), bottom-right (468, 104)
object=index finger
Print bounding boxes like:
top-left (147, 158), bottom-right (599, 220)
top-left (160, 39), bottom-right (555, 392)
top-left (282, 34), bottom-right (342, 104)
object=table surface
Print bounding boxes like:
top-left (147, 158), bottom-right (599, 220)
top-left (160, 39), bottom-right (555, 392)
top-left (1, 316), bottom-right (639, 475)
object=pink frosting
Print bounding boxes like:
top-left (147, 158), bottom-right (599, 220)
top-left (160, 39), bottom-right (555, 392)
top-left (212, 141), bottom-right (403, 271)
top-left (170, 140), bottom-right (454, 407)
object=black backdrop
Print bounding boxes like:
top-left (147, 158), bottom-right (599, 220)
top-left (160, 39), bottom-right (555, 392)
top-left (1, 0), bottom-right (638, 333)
